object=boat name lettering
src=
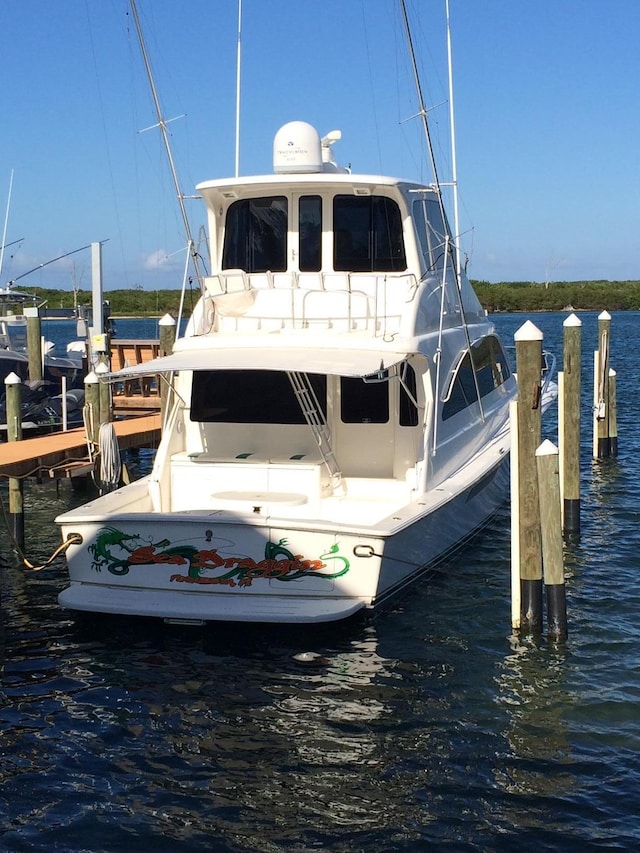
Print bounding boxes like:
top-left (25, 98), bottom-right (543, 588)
top-left (88, 527), bottom-right (350, 587)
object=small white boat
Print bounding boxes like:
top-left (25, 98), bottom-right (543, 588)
top-left (56, 117), bottom-right (523, 624)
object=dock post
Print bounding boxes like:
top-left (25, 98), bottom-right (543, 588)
top-left (509, 400), bottom-right (521, 631)
top-left (536, 440), bottom-right (568, 640)
top-left (95, 361), bottom-right (112, 425)
top-left (159, 313), bottom-right (176, 423)
top-left (84, 371), bottom-right (100, 448)
top-left (514, 320), bottom-right (544, 634)
top-left (608, 369), bottom-right (618, 457)
top-left (24, 306), bottom-right (43, 384)
top-left (593, 310), bottom-right (611, 459)
top-left (5, 372), bottom-right (25, 548)
top-left (560, 313), bottom-right (582, 535)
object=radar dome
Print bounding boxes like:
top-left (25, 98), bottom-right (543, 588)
top-left (273, 122), bottom-right (323, 174)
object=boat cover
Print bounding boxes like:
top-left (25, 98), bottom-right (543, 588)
top-left (105, 346), bottom-right (412, 379)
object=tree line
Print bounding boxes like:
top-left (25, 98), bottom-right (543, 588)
top-left (472, 280), bottom-right (640, 312)
top-left (24, 280), bottom-right (640, 317)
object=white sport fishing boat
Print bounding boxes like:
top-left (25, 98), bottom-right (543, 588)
top-left (56, 115), bottom-right (522, 624)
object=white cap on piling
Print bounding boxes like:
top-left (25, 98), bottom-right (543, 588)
top-left (535, 439), bottom-right (559, 457)
top-left (598, 310), bottom-right (611, 320)
top-left (4, 371), bottom-right (22, 386)
top-left (159, 313), bottom-right (176, 326)
top-left (84, 371), bottom-right (99, 384)
top-left (563, 313), bottom-right (582, 327)
top-left (95, 362), bottom-right (109, 375)
top-left (514, 320), bottom-right (543, 341)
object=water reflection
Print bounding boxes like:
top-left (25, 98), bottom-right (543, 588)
top-left (2, 315), bottom-right (640, 848)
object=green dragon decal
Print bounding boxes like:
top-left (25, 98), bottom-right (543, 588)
top-left (88, 528), bottom-right (349, 588)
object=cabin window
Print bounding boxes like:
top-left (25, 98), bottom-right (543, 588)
top-left (442, 336), bottom-right (511, 420)
top-left (471, 335), bottom-right (511, 396)
top-left (191, 370), bottom-right (326, 424)
top-left (399, 364), bottom-right (419, 426)
top-left (340, 377), bottom-right (389, 423)
top-left (442, 353), bottom-right (478, 420)
top-left (299, 196), bottom-right (322, 272)
top-left (333, 196), bottom-right (406, 272)
top-left (222, 196), bottom-right (288, 272)
top-left (412, 197), bottom-right (448, 269)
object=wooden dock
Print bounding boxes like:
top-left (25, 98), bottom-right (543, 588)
top-left (0, 413), bottom-right (161, 480)
top-left (110, 339), bottom-right (162, 414)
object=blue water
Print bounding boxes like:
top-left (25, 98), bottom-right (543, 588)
top-left (1, 312), bottom-right (639, 851)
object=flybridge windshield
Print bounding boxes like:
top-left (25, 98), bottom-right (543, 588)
top-left (221, 193), bottom-right (406, 274)
top-left (333, 196), bottom-right (406, 272)
top-left (222, 196), bottom-right (288, 273)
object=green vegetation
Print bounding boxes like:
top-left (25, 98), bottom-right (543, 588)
top-left (22, 280), bottom-right (640, 317)
top-left (29, 286), bottom-right (197, 317)
top-left (472, 280), bottom-right (640, 312)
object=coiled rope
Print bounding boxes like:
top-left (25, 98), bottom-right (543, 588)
top-left (98, 421), bottom-right (121, 493)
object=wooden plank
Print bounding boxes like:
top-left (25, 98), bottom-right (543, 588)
top-left (0, 414), bottom-right (161, 478)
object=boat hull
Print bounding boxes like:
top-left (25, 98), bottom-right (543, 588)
top-left (56, 456), bottom-right (509, 624)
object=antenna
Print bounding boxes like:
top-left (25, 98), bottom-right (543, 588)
top-left (445, 0), bottom-right (461, 279)
top-left (235, 0), bottom-right (242, 177)
top-left (129, 0), bottom-right (206, 289)
top-left (0, 170), bottom-right (15, 281)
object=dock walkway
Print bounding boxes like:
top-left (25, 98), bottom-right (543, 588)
top-left (0, 414), bottom-right (161, 480)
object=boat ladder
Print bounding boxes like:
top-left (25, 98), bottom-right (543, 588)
top-left (287, 371), bottom-right (342, 491)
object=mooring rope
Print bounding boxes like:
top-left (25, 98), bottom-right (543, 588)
top-left (98, 421), bottom-right (121, 493)
top-left (0, 488), bottom-right (82, 571)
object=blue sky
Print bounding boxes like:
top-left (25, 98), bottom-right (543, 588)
top-left (0, 0), bottom-right (637, 292)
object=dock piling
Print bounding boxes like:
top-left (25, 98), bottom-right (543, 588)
top-left (608, 368), bottom-right (618, 457)
top-left (84, 372), bottom-right (100, 447)
top-left (95, 361), bottom-right (112, 425)
top-left (593, 310), bottom-right (612, 459)
top-left (24, 306), bottom-right (43, 384)
top-left (536, 440), bottom-right (568, 640)
top-left (560, 313), bottom-right (582, 535)
top-left (159, 313), bottom-right (176, 422)
top-left (5, 372), bottom-right (25, 547)
top-left (513, 320), bottom-right (544, 634)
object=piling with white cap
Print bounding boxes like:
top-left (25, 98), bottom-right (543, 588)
top-left (593, 311), bottom-right (611, 459)
top-left (5, 372), bottom-right (25, 547)
top-left (560, 313), bottom-right (582, 534)
top-left (159, 313), bottom-right (177, 423)
top-left (536, 440), bottom-right (567, 640)
top-left (513, 320), bottom-right (544, 634)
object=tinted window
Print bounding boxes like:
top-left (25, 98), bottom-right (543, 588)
top-left (412, 197), bottom-right (448, 269)
top-left (222, 197), bottom-right (287, 272)
top-left (399, 364), bottom-right (418, 426)
top-left (333, 195), bottom-right (406, 272)
top-left (442, 353), bottom-right (478, 420)
top-left (340, 376), bottom-right (389, 423)
top-left (442, 336), bottom-right (511, 420)
top-left (471, 336), bottom-right (511, 396)
top-left (191, 370), bottom-right (326, 424)
top-left (299, 196), bottom-right (322, 272)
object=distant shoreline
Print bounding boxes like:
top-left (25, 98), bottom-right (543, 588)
top-left (27, 281), bottom-right (640, 317)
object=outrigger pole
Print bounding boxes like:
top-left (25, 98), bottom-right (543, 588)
top-left (399, 0), bottom-right (485, 428)
top-left (129, 0), bottom-right (207, 291)
top-left (445, 0), bottom-right (461, 280)
top-left (6, 240), bottom-right (109, 288)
